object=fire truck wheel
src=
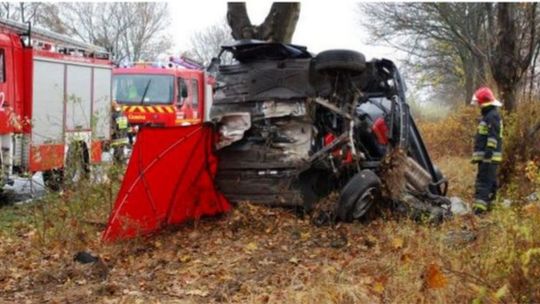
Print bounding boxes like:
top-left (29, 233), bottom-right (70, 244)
top-left (336, 170), bottom-right (381, 222)
top-left (64, 142), bottom-right (90, 185)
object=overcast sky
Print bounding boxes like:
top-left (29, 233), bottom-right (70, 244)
top-left (169, 1), bottom-right (398, 61)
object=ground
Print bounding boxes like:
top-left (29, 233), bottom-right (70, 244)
top-left (1, 124), bottom-right (540, 303)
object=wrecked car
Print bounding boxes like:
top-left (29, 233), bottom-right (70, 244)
top-left (209, 40), bottom-right (450, 222)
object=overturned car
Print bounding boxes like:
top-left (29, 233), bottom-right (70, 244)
top-left (209, 40), bottom-right (450, 222)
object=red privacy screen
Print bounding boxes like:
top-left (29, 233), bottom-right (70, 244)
top-left (102, 124), bottom-right (231, 242)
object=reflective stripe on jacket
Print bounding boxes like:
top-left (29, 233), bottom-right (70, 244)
top-left (472, 106), bottom-right (503, 163)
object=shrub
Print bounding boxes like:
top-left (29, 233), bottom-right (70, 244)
top-left (499, 101), bottom-right (540, 195)
top-left (416, 106), bottom-right (477, 159)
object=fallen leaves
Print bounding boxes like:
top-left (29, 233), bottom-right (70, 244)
top-left (522, 203), bottom-right (540, 216)
top-left (178, 253), bottom-right (191, 263)
top-left (424, 263), bottom-right (448, 289)
top-left (372, 281), bottom-right (385, 294)
top-left (244, 241), bottom-right (258, 253)
top-left (4, 185), bottom-right (540, 304)
top-left (288, 257), bottom-right (300, 265)
top-left (391, 237), bottom-right (404, 250)
top-left (186, 289), bottom-right (209, 297)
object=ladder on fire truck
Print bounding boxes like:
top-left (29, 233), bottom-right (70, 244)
top-left (0, 17), bottom-right (109, 58)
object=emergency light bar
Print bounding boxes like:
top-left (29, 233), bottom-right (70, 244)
top-left (169, 56), bottom-right (204, 70)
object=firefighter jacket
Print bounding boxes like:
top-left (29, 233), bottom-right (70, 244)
top-left (472, 106), bottom-right (503, 163)
top-left (111, 109), bottom-right (129, 146)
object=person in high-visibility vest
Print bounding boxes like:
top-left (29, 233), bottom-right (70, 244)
top-left (127, 84), bottom-right (139, 101)
top-left (470, 87), bottom-right (503, 214)
top-left (111, 100), bottom-right (130, 163)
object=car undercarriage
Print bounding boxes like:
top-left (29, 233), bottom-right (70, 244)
top-left (209, 40), bottom-right (451, 222)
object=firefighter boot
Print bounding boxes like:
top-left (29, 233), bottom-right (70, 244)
top-left (473, 199), bottom-right (489, 215)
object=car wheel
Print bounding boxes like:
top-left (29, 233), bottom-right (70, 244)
top-left (313, 49), bottom-right (366, 74)
top-left (336, 169), bottom-right (381, 222)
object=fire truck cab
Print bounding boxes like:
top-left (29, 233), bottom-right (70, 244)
top-left (113, 59), bottom-right (213, 129)
top-left (0, 18), bottom-right (112, 189)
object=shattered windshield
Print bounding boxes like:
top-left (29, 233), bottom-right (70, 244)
top-left (114, 74), bottom-right (174, 104)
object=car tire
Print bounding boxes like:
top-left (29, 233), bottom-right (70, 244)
top-left (313, 50), bottom-right (366, 74)
top-left (336, 169), bottom-right (381, 222)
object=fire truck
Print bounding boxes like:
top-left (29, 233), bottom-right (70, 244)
top-left (0, 18), bottom-right (112, 189)
top-left (113, 57), bottom-right (214, 130)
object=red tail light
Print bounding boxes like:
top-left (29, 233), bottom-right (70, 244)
top-left (372, 117), bottom-right (389, 145)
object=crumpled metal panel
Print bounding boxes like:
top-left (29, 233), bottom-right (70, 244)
top-left (213, 100), bottom-right (309, 149)
top-left (213, 59), bottom-right (316, 104)
top-left (260, 100), bottom-right (306, 119)
top-left (214, 112), bottom-right (251, 149)
top-left (216, 117), bottom-right (313, 169)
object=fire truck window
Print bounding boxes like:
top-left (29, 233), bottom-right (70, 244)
top-left (192, 79), bottom-right (199, 107)
top-left (178, 78), bottom-right (188, 106)
top-left (0, 49), bottom-right (5, 83)
top-left (113, 74), bottom-right (173, 104)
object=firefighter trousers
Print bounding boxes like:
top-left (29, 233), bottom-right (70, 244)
top-left (474, 162), bottom-right (499, 206)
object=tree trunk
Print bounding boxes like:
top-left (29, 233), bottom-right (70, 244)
top-left (490, 3), bottom-right (519, 111)
top-left (227, 2), bottom-right (300, 43)
top-left (464, 71), bottom-right (474, 106)
top-left (499, 84), bottom-right (517, 112)
top-left (463, 55), bottom-right (475, 106)
top-left (529, 44), bottom-right (540, 101)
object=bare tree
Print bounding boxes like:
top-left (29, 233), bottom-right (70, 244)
top-left (486, 3), bottom-right (539, 111)
top-left (120, 3), bottom-right (172, 62)
top-left (360, 3), bottom-right (489, 106)
top-left (360, 3), bottom-right (540, 110)
top-left (187, 19), bottom-right (234, 65)
top-left (226, 2), bottom-right (300, 43)
top-left (36, 3), bottom-right (172, 63)
top-left (0, 2), bottom-right (50, 25)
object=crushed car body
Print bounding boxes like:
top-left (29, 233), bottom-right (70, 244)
top-left (210, 40), bottom-right (450, 221)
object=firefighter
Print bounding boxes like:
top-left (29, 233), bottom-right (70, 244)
top-left (471, 87), bottom-right (503, 214)
top-left (111, 100), bottom-right (130, 163)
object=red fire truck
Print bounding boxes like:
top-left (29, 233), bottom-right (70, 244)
top-left (113, 57), bottom-right (214, 129)
top-left (0, 18), bottom-right (112, 189)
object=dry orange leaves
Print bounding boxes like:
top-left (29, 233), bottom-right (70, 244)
top-left (424, 263), bottom-right (448, 289)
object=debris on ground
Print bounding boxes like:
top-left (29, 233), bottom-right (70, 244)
top-left (502, 199), bottom-right (513, 208)
top-left (449, 196), bottom-right (470, 215)
top-left (74, 251), bottom-right (100, 264)
top-left (378, 149), bottom-right (407, 201)
top-left (443, 229), bottom-right (477, 248)
top-left (526, 192), bottom-right (538, 202)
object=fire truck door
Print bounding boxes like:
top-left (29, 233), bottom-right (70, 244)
top-left (190, 78), bottom-right (200, 120)
top-left (177, 77), bottom-right (191, 119)
top-left (65, 65), bottom-right (92, 131)
top-left (0, 45), bottom-right (14, 133)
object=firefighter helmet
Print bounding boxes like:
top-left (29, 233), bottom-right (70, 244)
top-left (471, 87), bottom-right (502, 107)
